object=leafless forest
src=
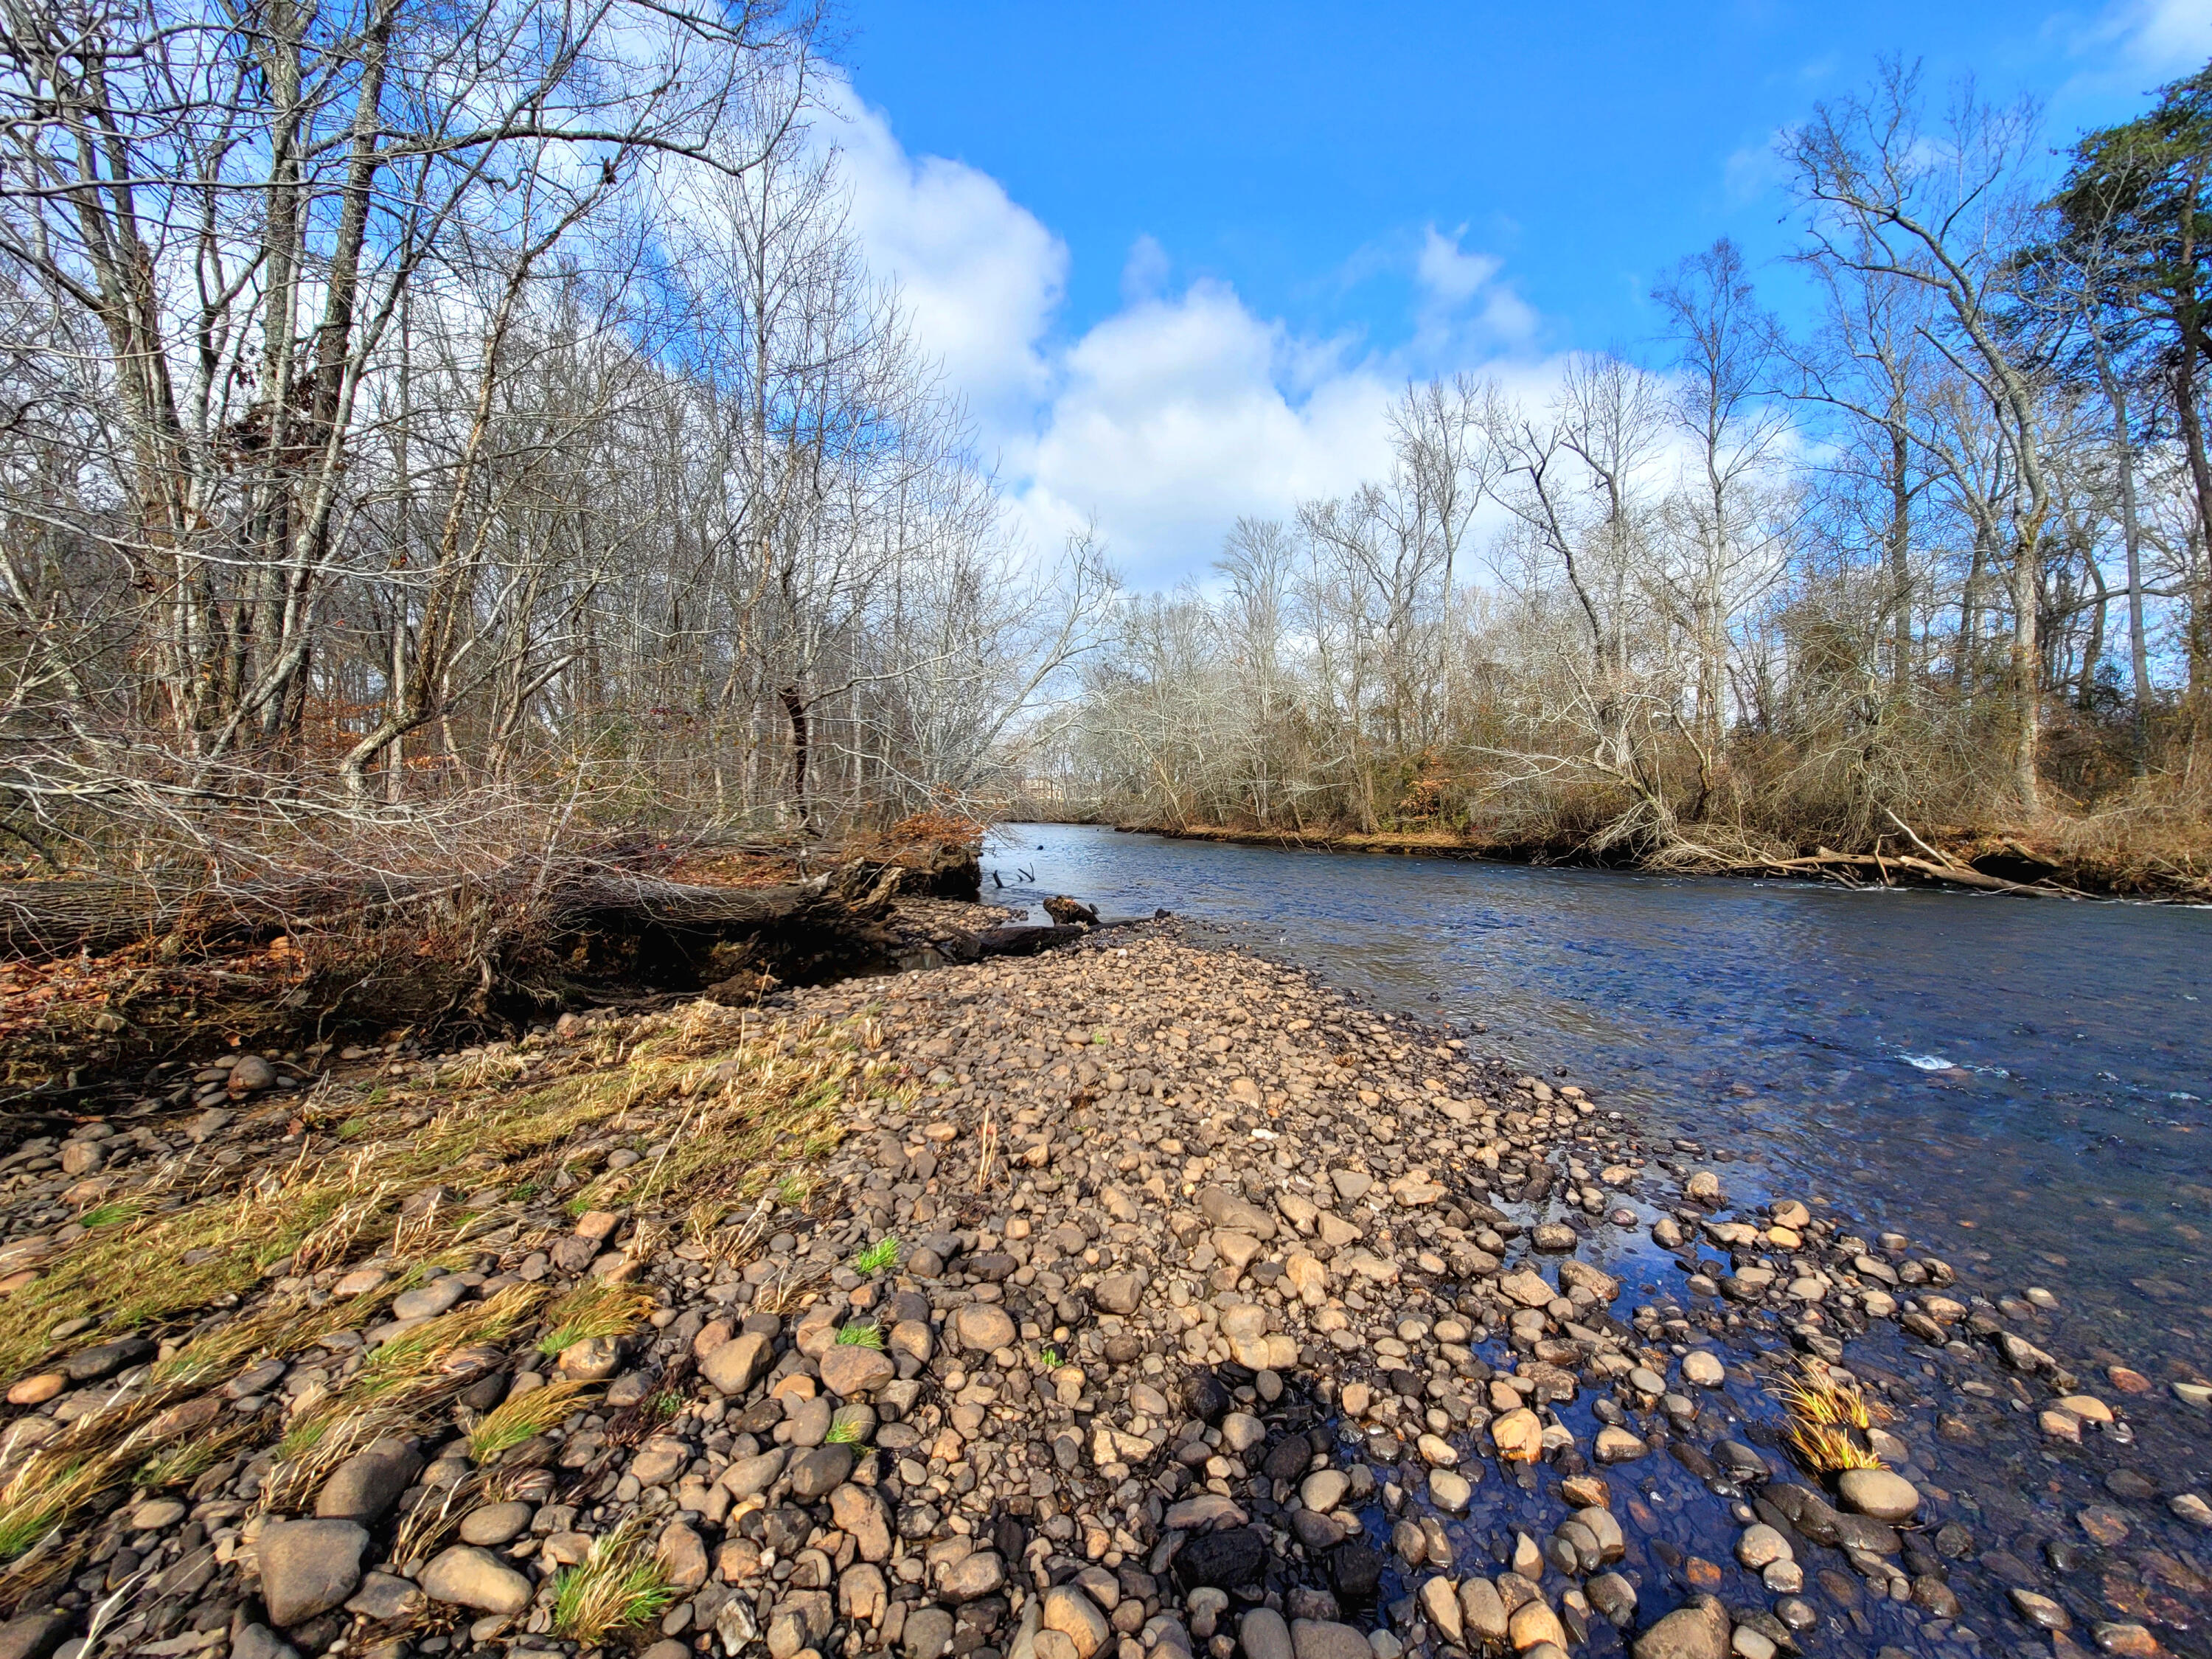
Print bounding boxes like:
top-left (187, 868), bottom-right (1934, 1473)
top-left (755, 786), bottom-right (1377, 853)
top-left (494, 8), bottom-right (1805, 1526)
top-left (1058, 65), bottom-right (2212, 890)
top-left (0, 0), bottom-right (1112, 914)
top-left (1, 13), bottom-right (2210, 910)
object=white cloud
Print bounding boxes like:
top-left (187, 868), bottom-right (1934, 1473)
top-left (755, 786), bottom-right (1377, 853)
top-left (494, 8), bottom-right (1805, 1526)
top-left (825, 84), bottom-right (1554, 588)
top-left (1408, 224), bottom-right (1540, 365)
top-left (2093, 0), bottom-right (2212, 70)
top-left (827, 89), bottom-right (1067, 441)
top-left (1015, 282), bottom-right (1399, 587)
top-left (1723, 132), bottom-right (1796, 206)
top-left (1416, 225), bottom-right (1501, 307)
top-left (1121, 234), bottom-right (1171, 305)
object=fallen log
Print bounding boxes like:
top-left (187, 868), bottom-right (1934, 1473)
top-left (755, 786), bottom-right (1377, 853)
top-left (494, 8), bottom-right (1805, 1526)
top-left (1745, 849), bottom-right (2076, 898)
top-left (969, 923), bottom-right (1088, 957)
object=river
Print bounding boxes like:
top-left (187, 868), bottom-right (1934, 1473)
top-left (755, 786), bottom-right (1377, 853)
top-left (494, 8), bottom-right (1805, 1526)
top-left (983, 822), bottom-right (2212, 1421)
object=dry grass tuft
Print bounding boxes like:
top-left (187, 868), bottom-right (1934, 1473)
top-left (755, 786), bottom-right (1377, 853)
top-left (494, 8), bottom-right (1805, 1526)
top-left (1775, 1357), bottom-right (1891, 1473)
top-left (0, 999), bottom-right (905, 1587)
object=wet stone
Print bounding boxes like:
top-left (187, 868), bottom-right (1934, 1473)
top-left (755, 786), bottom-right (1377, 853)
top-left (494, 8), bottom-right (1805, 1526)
top-left (1175, 1527), bottom-right (1268, 1590)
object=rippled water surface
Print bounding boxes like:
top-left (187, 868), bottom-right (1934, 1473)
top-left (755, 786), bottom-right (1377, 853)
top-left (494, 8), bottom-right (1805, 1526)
top-left (984, 824), bottom-right (2212, 1375)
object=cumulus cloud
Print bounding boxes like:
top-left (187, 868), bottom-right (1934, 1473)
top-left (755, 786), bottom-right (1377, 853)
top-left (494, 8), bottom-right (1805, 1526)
top-left (1013, 282), bottom-right (1399, 587)
top-left (823, 83), bottom-right (1552, 587)
top-left (826, 88), bottom-right (1067, 442)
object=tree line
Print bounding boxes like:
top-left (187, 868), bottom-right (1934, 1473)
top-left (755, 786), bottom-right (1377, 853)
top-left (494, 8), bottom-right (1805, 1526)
top-left (1059, 61), bottom-right (2212, 878)
top-left (0, 0), bottom-right (1111, 877)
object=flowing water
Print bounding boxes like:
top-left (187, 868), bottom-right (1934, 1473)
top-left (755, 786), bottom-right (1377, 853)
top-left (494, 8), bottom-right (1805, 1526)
top-left (981, 823), bottom-right (2212, 1655)
top-left (984, 823), bottom-right (2211, 1370)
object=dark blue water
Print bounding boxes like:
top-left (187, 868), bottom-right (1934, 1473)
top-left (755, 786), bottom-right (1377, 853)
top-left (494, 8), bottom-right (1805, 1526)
top-left (984, 823), bottom-right (2212, 1371)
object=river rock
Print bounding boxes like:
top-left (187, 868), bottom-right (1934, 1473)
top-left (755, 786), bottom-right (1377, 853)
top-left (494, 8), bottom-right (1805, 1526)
top-left (902, 1607), bottom-right (954, 1659)
top-left (1175, 1527), bottom-right (1267, 1590)
top-left (1093, 1273), bottom-right (1144, 1314)
top-left (1240, 1608), bottom-right (1294, 1659)
top-left (1492, 1407), bottom-right (1542, 1461)
top-left (313, 1438), bottom-right (422, 1523)
top-left (457, 1503), bottom-right (532, 1546)
top-left (389, 1276), bottom-right (467, 1321)
top-left (0, 1613), bottom-right (73, 1659)
top-left (938, 1549), bottom-right (1005, 1603)
top-left (1633, 1598), bottom-right (1728, 1659)
top-left (1301, 1470), bottom-right (1349, 1513)
top-left (1419, 1576), bottom-right (1464, 1644)
top-left (1837, 1468), bottom-right (1920, 1523)
top-left (818, 1343), bottom-right (896, 1397)
top-left (1736, 1525), bottom-right (1790, 1570)
top-left (787, 1444), bottom-right (855, 1500)
top-left (950, 1303), bottom-right (1016, 1352)
top-left (1509, 1598), bottom-right (1568, 1650)
top-left (702, 1329), bottom-right (773, 1394)
top-left (231, 1627), bottom-right (296, 1659)
top-left (1042, 1585), bottom-right (1110, 1658)
top-left (1595, 1426), bottom-right (1647, 1463)
top-left (257, 1520), bottom-right (367, 1627)
top-left (417, 1545), bottom-right (532, 1615)
top-left (228, 1054), bottom-right (277, 1093)
top-left (1458, 1579), bottom-right (1509, 1644)
top-left (1682, 1350), bottom-right (1725, 1387)
top-left (1289, 1621), bottom-right (1371, 1659)
top-left (344, 1573), bottom-right (425, 1623)
top-left (1500, 1270), bottom-right (1553, 1308)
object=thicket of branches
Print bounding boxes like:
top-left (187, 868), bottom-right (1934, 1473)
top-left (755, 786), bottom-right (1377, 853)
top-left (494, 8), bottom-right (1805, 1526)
top-left (1059, 62), bottom-right (2212, 877)
top-left (0, 0), bottom-right (1111, 891)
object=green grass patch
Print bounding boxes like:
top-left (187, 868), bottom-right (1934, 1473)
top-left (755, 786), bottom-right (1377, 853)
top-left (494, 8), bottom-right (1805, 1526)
top-left (851, 1235), bottom-right (900, 1273)
top-left (537, 1282), bottom-right (655, 1360)
top-left (470, 1380), bottom-right (594, 1463)
top-left (549, 1517), bottom-right (678, 1644)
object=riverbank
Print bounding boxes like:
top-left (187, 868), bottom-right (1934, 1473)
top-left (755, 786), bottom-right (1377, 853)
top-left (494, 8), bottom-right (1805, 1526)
top-left (1, 923), bottom-right (2204, 1659)
top-left (1084, 820), bottom-right (2212, 904)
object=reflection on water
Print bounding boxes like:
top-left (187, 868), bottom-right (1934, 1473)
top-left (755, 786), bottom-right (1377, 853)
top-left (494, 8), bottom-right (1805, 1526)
top-left (985, 823), bottom-right (2212, 1373)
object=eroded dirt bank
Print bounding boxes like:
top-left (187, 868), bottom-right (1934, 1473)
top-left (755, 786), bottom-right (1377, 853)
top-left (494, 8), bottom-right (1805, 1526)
top-left (0, 925), bottom-right (2205, 1659)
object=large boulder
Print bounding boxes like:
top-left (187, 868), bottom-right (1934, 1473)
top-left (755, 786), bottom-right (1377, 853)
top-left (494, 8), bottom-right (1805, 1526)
top-left (257, 1520), bottom-right (367, 1627)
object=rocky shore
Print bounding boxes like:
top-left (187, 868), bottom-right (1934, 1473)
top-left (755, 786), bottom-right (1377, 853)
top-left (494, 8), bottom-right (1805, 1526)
top-left (0, 923), bottom-right (2205, 1659)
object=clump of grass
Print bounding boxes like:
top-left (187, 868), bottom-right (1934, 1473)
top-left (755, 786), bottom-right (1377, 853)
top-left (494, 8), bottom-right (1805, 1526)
top-left (1789, 1421), bottom-right (1886, 1473)
top-left (852, 1235), bottom-right (900, 1273)
top-left (354, 1283), bottom-right (545, 1405)
top-left (138, 1431), bottom-right (240, 1490)
top-left (0, 1004), bottom-right (916, 1576)
top-left (0, 1458), bottom-right (89, 1563)
top-left (1775, 1357), bottom-right (1890, 1474)
top-left (469, 1380), bottom-right (594, 1464)
top-left (834, 1321), bottom-right (885, 1349)
top-left (548, 1517), bottom-right (679, 1644)
top-left (538, 1283), bottom-right (655, 1359)
top-left (824, 1419), bottom-right (864, 1446)
top-left (1039, 1346), bottom-right (1060, 1368)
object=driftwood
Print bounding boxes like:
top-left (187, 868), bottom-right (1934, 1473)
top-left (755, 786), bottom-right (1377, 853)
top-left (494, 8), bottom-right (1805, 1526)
top-left (0, 829), bottom-right (983, 962)
top-left (1743, 848), bottom-right (2079, 898)
top-left (936, 905), bottom-right (1172, 964)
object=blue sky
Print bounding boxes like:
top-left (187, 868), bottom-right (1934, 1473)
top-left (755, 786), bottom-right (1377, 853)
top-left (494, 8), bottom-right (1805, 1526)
top-left (821, 1), bottom-right (2212, 585)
